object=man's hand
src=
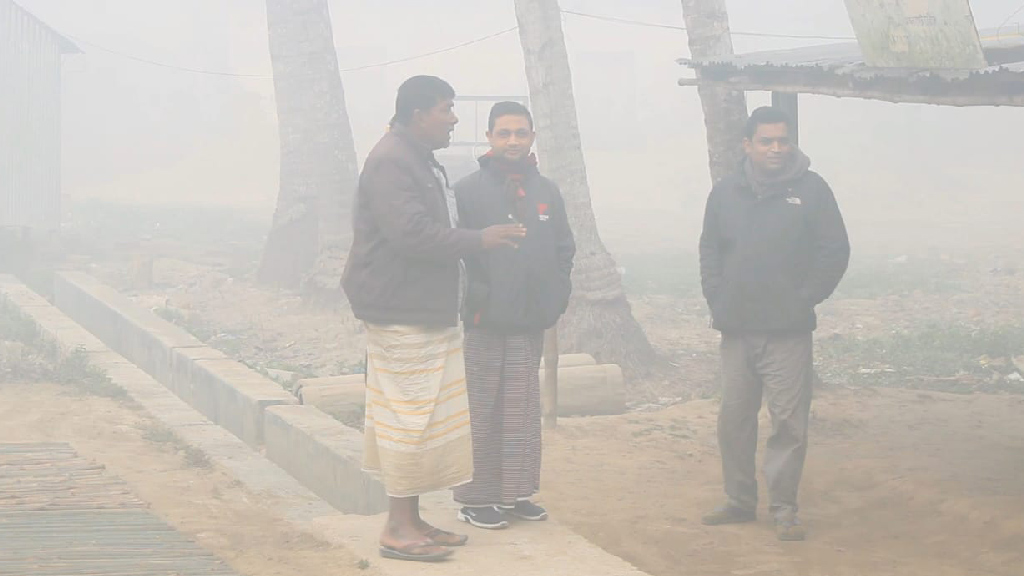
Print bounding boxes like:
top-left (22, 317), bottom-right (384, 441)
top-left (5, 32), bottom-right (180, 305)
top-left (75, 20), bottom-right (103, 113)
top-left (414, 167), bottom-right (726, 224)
top-left (481, 224), bottom-right (526, 249)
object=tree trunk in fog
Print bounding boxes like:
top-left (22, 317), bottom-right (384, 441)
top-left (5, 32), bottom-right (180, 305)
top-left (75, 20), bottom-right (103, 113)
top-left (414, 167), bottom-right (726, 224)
top-left (260, 0), bottom-right (359, 292)
top-left (680, 0), bottom-right (748, 184)
top-left (514, 0), bottom-right (658, 377)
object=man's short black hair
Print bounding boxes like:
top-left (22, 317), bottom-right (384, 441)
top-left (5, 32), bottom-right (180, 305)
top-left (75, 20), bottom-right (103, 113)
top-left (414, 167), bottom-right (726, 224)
top-left (744, 106), bottom-right (793, 138)
top-left (488, 101), bottom-right (534, 132)
top-left (391, 75), bottom-right (455, 126)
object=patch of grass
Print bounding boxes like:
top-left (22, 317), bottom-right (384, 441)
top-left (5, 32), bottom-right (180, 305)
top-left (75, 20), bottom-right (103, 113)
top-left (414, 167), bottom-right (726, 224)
top-left (356, 559), bottom-right (371, 570)
top-left (141, 423), bottom-right (177, 444)
top-left (183, 446), bottom-right (213, 469)
top-left (155, 306), bottom-right (253, 360)
top-left (614, 253), bottom-right (969, 300)
top-left (154, 306), bottom-right (217, 342)
top-left (0, 300), bottom-right (126, 399)
top-left (328, 407), bottom-right (365, 431)
top-left (817, 322), bottom-right (1024, 395)
top-left (265, 361), bottom-right (316, 380)
top-left (139, 422), bottom-right (213, 470)
top-left (834, 257), bottom-right (967, 299)
top-left (335, 358), bottom-right (366, 376)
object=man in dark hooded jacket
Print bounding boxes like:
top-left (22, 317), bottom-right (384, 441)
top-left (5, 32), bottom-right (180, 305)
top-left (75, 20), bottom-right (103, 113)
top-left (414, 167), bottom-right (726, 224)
top-left (451, 101), bottom-right (575, 530)
top-left (699, 106), bottom-right (850, 541)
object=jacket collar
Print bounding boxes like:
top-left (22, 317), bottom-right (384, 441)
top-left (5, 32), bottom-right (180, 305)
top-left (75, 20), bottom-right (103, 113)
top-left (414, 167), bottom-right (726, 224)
top-left (389, 123), bottom-right (435, 161)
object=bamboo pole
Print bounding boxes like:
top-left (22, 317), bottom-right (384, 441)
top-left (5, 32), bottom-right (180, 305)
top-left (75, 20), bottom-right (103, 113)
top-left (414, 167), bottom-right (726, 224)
top-left (542, 326), bottom-right (559, 429)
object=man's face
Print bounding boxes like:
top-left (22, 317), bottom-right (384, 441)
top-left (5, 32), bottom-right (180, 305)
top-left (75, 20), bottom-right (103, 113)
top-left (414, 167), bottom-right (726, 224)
top-left (413, 98), bottom-right (458, 150)
top-left (744, 122), bottom-right (792, 173)
top-left (486, 114), bottom-right (535, 161)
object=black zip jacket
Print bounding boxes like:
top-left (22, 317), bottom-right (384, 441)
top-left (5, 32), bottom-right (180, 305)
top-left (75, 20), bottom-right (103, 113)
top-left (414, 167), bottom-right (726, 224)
top-left (699, 161), bottom-right (850, 334)
top-left (454, 158), bottom-right (576, 333)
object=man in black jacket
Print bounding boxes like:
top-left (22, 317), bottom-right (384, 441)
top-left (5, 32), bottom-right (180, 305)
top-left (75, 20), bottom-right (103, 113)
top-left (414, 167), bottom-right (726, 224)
top-left (452, 101), bottom-right (575, 530)
top-left (699, 106), bottom-right (849, 541)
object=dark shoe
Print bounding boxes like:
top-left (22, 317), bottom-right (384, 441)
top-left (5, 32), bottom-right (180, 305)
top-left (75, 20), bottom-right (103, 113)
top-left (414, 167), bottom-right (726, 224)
top-left (701, 505), bottom-right (757, 526)
top-left (775, 516), bottom-right (807, 541)
top-left (457, 506), bottom-right (510, 530)
top-left (501, 501), bottom-right (548, 521)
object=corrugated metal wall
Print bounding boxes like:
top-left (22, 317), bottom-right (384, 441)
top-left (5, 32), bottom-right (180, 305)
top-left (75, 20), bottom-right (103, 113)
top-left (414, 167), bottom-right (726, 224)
top-left (0, 0), bottom-right (64, 233)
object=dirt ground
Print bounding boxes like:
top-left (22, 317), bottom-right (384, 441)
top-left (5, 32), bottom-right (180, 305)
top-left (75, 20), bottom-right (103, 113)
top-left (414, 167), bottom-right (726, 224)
top-left (51, 202), bottom-right (1024, 576)
top-left (0, 381), bottom-right (381, 576)
top-left (542, 388), bottom-right (1024, 576)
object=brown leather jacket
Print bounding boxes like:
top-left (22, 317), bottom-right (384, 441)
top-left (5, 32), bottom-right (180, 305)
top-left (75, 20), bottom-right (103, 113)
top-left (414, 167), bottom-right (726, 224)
top-left (342, 127), bottom-right (483, 327)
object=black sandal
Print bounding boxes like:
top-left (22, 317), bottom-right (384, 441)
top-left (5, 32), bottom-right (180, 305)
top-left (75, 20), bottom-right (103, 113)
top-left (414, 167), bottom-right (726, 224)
top-left (379, 541), bottom-right (453, 562)
top-left (425, 527), bottom-right (469, 547)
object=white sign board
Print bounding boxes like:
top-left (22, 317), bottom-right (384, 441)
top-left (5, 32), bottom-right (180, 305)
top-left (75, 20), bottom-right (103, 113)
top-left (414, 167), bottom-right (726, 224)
top-left (843, 0), bottom-right (987, 69)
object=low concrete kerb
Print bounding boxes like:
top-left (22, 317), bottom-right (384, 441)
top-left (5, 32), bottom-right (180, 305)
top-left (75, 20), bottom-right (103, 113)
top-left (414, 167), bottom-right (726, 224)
top-left (50, 271), bottom-right (387, 514)
top-left (52, 271), bottom-right (296, 447)
top-left (265, 405), bottom-right (388, 515)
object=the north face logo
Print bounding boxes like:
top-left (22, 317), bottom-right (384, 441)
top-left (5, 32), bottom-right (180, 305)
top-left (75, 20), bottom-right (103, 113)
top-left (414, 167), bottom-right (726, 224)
top-left (537, 203), bottom-right (549, 221)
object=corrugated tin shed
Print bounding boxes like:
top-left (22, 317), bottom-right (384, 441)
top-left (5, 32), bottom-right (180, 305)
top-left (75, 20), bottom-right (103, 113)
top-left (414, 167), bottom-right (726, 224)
top-left (0, 0), bottom-right (79, 236)
top-left (678, 26), bottom-right (1024, 107)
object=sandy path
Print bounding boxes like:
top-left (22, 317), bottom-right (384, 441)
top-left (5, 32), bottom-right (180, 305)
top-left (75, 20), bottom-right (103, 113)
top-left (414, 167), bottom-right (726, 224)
top-left (542, 388), bottom-right (1024, 576)
top-left (0, 381), bottom-right (381, 576)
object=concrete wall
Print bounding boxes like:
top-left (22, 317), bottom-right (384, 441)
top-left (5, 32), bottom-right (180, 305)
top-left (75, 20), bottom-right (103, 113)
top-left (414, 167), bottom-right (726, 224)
top-left (53, 271), bottom-right (296, 447)
top-left (265, 405), bottom-right (388, 515)
top-left (51, 271), bottom-right (388, 514)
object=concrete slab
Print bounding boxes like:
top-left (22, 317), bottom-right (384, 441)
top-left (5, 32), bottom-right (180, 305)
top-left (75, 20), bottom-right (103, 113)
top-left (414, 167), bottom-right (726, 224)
top-left (265, 405), bottom-right (387, 515)
top-left (168, 346), bottom-right (232, 405)
top-left (188, 358), bottom-right (298, 447)
top-left (0, 275), bottom-right (51, 307)
top-left (53, 272), bottom-right (206, 383)
top-left (53, 272), bottom-right (295, 446)
top-left (311, 499), bottom-right (650, 576)
top-left (3, 279), bottom-right (334, 516)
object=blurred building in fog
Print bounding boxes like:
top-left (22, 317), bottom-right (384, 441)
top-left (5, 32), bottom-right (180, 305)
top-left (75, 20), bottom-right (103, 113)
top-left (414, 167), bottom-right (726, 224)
top-left (0, 0), bottom-right (78, 241)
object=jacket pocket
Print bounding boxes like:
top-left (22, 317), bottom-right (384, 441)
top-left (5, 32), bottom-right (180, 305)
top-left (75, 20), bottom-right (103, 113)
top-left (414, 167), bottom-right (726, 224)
top-left (527, 267), bottom-right (572, 330)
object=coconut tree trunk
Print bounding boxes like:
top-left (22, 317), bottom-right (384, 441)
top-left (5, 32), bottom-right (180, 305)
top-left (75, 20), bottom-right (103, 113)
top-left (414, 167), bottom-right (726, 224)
top-left (514, 0), bottom-right (657, 376)
top-left (680, 0), bottom-right (748, 184)
top-left (260, 0), bottom-right (359, 289)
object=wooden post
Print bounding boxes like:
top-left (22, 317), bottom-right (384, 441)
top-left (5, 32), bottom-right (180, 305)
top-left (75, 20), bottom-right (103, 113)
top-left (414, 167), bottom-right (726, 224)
top-left (771, 91), bottom-right (799, 147)
top-left (542, 326), bottom-right (559, 429)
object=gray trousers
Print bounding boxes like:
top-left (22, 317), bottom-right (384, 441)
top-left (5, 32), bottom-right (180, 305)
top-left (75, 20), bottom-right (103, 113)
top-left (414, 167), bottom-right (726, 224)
top-left (718, 332), bottom-right (813, 519)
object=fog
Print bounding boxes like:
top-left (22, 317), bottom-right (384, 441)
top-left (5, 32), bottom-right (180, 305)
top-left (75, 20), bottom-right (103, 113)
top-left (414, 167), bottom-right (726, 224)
top-left (4, 2), bottom-right (1024, 575)
top-left (15, 0), bottom-right (1024, 257)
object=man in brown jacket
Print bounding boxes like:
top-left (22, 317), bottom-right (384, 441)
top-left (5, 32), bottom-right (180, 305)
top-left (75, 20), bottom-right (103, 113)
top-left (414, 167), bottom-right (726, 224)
top-left (342, 75), bottom-right (524, 562)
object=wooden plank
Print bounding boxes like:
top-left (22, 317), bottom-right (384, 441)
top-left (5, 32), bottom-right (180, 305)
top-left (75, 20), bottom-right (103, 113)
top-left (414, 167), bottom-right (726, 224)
top-left (771, 91), bottom-right (799, 147)
top-left (679, 77), bottom-right (1024, 107)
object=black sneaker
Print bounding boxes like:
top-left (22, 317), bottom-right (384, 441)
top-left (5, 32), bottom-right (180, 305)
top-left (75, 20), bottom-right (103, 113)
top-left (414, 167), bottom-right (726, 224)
top-left (457, 506), bottom-right (509, 530)
top-left (775, 515), bottom-right (807, 541)
top-left (501, 501), bottom-right (549, 521)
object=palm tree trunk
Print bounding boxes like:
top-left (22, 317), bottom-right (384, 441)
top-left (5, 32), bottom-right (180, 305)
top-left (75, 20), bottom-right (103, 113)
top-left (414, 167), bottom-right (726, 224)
top-left (260, 0), bottom-right (359, 289)
top-left (514, 0), bottom-right (657, 376)
top-left (680, 0), bottom-right (748, 184)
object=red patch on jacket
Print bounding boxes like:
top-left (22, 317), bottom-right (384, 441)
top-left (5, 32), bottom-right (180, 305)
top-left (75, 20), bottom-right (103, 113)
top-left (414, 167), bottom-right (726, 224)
top-left (537, 203), bottom-right (549, 216)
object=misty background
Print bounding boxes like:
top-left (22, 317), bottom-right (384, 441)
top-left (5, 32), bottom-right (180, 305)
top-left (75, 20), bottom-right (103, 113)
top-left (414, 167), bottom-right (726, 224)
top-left (18, 0), bottom-right (1024, 258)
